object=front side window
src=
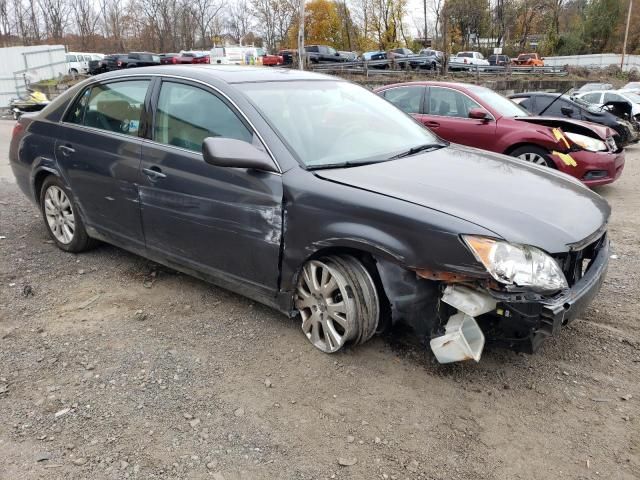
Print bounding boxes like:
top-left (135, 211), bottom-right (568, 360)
top-left (67, 54), bottom-right (77, 62)
top-left (383, 86), bottom-right (424, 114)
top-left (581, 92), bottom-right (602, 103)
top-left (466, 85), bottom-right (529, 117)
top-left (154, 81), bottom-right (253, 152)
top-left (66, 80), bottom-right (149, 136)
top-left (428, 87), bottom-right (481, 118)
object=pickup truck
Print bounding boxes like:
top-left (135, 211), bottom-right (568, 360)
top-left (513, 53), bottom-right (544, 66)
top-left (121, 52), bottom-right (161, 68)
top-left (88, 54), bottom-right (129, 74)
top-left (304, 45), bottom-right (348, 63)
top-left (448, 51), bottom-right (490, 70)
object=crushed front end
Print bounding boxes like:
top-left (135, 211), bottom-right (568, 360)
top-left (382, 232), bottom-right (610, 363)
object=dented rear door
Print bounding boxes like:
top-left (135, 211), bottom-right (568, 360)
top-left (138, 78), bottom-right (283, 291)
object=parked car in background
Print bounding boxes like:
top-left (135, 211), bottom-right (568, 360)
top-left (410, 49), bottom-right (444, 70)
top-left (375, 81), bottom-right (624, 186)
top-left (510, 92), bottom-right (638, 146)
top-left (159, 53), bottom-right (181, 64)
top-left (513, 53), bottom-right (544, 66)
top-left (278, 49), bottom-right (296, 65)
top-left (387, 48), bottom-right (415, 68)
top-left (175, 51), bottom-right (210, 64)
top-left (304, 45), bottom-right (347, 63)
top-left (121, 52), bottom-right (161, 68)
top-left (66, 52), bottom-right (88, 75)
top-left (622, 81), bottom-right (640, 93)
top-left (361, 50), bottom-right (386, 61)
top-left (578, 82), bottom-right (614, 92)
top-left (93, 54), bottom-right (129, 73)
top-left (488, 54), bottom-right (511, 66)
top-left (10, 66), bottom-right (612, 362)
top-left (573, 89), bottom-right (640, 120)
top-left (338, 51), bottom-right (357, 61)
top-left (449, 52), bottom-right (489, 70)
top-left (261, 53), bottom-right (284, 66)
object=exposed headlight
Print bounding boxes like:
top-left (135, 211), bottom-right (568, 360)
top-left (564, 132), bottom-right (607, 152)
top-left (463, 236), bottom-right (568, 293)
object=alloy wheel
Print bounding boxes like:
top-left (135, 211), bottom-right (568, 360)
top-left (295, 260), bottom-right (356, 353)
top-left (44, 186), bottom-right (75, 244)
top-left (518, 152), bottom-right (549, 166)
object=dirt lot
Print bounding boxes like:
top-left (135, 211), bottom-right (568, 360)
top-left (0, 119), bottom-right (638, 480)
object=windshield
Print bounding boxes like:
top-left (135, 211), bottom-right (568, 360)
top-left (622, 91), bottom-right (640, 103)
top-left (466, 85), bottom-right (530, 117)
top-left (239, 81), bottom-right (440, 167)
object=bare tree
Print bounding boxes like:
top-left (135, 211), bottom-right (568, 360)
top-left (191, 0), bottom-right (223, 48)
top-left (73, 0), bottom-right (100, 49)
top-left (226, 0), bottom-right (253, 44)
top-left (38, 0), bottom-right (70, 42)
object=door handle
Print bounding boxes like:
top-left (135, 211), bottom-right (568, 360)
top-left (58, 144), bottom-right (75, 155)
top-left (424, 121), bottom-right (440, 128)
top-left (142, 166), bottom-right (167, 180)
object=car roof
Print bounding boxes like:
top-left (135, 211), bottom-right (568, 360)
top-left (91, 65), bottom-right (335, 84)
top-left (377, 81), bottom-right (479, 91)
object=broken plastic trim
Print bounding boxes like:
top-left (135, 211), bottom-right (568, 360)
top-left (430, 285), bottom-right (497, 364)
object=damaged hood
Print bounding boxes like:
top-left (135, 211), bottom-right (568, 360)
top-left (314, 145), bottom-right (610, 253)
top-left (515, 116), bottom-right (613, 139)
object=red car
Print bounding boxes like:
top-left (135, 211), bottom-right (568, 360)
top-left (176, 52), bottom-right (210, 64)
top-left (261, 53), bottom-right (284, 66)
top-left (375, 81), bottom-right (624, 187)
top-left (160, 53), bottom-right (180, 64)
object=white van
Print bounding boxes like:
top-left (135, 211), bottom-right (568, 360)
top-left (66, 52), bottom-right (89, 75)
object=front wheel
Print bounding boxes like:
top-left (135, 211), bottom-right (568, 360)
top-left (295, 255), bottom-right (379, 353)
top-left (39, 176), bottom-right (96, 252)
top-left (510, 145), bottom-right (555, 168)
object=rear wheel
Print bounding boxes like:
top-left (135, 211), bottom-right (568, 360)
top-left (510, 145), bottom-right (555, 168)
top-left (295, 255), bottom-right (379, 353)
top-left (39, 176), bottom-right (96, 252)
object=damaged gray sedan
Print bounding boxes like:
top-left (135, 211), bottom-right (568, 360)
top-left (10, 66), bottom-right (610, 362)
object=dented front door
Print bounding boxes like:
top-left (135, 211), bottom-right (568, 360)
top-left (138, 79), bottom-right (283, 291)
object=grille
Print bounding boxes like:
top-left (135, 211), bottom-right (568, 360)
top-left (553, 233), bottom-right (606, 287)
top-left (606, 136), bottom-right (618, 152)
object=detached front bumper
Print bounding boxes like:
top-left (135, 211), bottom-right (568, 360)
top-left (478, 236), bottom-right (609, 353)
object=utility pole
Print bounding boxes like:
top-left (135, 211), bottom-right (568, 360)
top-left (621, 0), bottom-right (633, 69)
top-left (297, 0), bottom-right (306, 70)
top-left (423, 0), bottom-right (428, 47)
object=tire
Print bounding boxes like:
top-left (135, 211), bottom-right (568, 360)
top-left (510, 145), bottom-right (555, 168)
top-left (69, 68), bottom-right (78, 75)
top-left (39, 176), bottom-right (96, 253)
top-left (294, 255), bottom-right (380, 353)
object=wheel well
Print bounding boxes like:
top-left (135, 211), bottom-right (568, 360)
top-left (503, 142), bottom-right (547, 156)
top-left (33, 171), bottom-right (53, 204)
top-left (295, 246), bottom-right (392, 331)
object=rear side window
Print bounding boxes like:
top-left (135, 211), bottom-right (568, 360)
top-left (383, 86), bottom-right (425, 114)
top-left (153, 81), bottom-right (253, 152)
top-left (67, 54), bottom-right (77, 62)
top-left (66, 80), bottom-right (150, 136)
top-left (603, 92), bottom-right (623, 103)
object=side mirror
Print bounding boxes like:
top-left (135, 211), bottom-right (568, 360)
top-left (561, 106), bottom-right (574, 116)
top-left (202, 137), bottom-right (277, 173)
top-left (335, 52), bottom-right (340, 56)
top-left (468, 108), bottom-right (491, 121)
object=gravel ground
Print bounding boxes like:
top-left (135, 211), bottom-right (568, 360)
top-left (0, 120), bottom-right (639, 479)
